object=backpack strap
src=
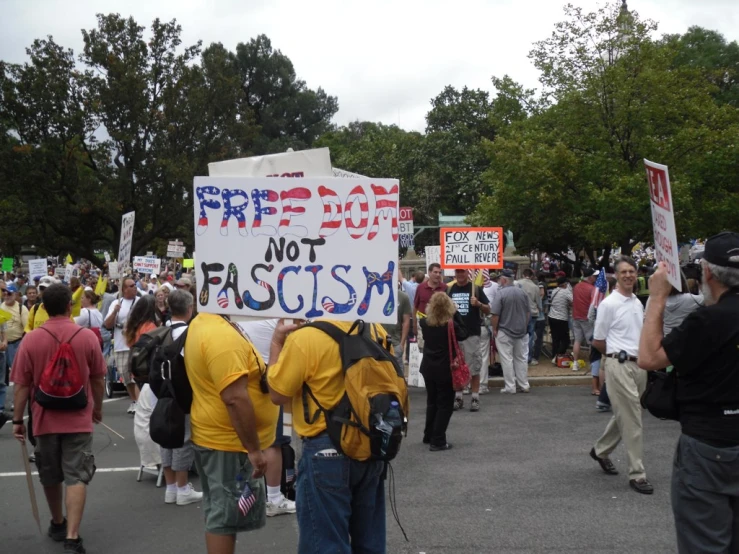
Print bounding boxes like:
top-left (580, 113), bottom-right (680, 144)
top-left (300, 321), bottom-right (348, 425)
top-left (38, 326), bottom-right (84, 345)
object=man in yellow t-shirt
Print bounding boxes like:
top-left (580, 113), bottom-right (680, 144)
top-left (184, 313), bottom-right (278, 553)
top-left (268, 319), bottom-right (390, 553)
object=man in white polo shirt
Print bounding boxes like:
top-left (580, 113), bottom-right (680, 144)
top-left (588, 256), bottom-right (652, 495)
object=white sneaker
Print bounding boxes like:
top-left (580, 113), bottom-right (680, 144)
top-left (176, 483), bottom-right (203, 506)
top-left (165, 489), bottom-right (177, 504)
top-left (478, 386), bottom-right (490, 395)
top-left (462, 386), bottom-right (471, 395)
top-left (551, 357), bottom-right (557, 364)
top-left (127, 402), bottom-right (136, 415)
top-left (529, 359), bottom-right (539, 366)
top-left (266, 496), bottom-right (296, 517)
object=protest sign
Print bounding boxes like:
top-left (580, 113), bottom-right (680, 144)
top-left (64, 265), bottom-right (74, 283)
top-left (28, 259), bottom-right (47, 279)
top-left (108, 261), bottom-right (120, 280)
top-left (399, 207), bottom-right (414, 249)
top-left (424, 246), bottom-right (454, 277)
top-left (133, 256), bottom-right (161, 274)
top-left (182, 259), bottom-right (194, 269)
top-left (167, 240), bottom-right (186, 258)
top-left (407, 343), bottom-right (425, 388)
top-left (208, 147), bottom-right (332, 178)
top-left (644, 159), bottom-right (681, 290)
top-left (332, 167), bottom-right (368, 179)
top-left (2, 258), bottom-right (12, 272)
top-left (118, 211), bottom-right (135, 267)
top-left (193, 176), bottom-right (400, 323)
top-left (0, 309), bottom-right (12, 326)
top-left (440, 227), bottom-right (504, 270)
top-left (104, 251), bottom-right (111, 263)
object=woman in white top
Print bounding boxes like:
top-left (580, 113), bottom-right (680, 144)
top-left (74, 290), bottom-right (104, 329)
top-left (548, 276), bottom-right (574, 357)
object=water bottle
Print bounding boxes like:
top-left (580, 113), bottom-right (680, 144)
top-left (386, 401), bottom-right (402, 431)
top-left (375, 401), bottom-right (402, 456)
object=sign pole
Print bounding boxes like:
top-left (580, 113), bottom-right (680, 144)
top-left (20, 442), bottom-right (42, 535)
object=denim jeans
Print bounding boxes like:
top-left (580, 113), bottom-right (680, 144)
top-left (527, 317), bottom-right (537, 362)
top-left (0, 351), bottom-right (6, 410)
top-left (533, 318), bottom-right (546, 360)
top-left (297, 433), bottom-right (386, 554)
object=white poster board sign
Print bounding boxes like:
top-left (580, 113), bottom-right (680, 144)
top-left (28, 259), bottom-right (47, 279)
top-left (440, 227), bottom-right (504, 270)
top-left (104, 251), bottom-right (111, 263)
top-left (118, 211), bottom-right (135, 266)
top-left (644, 159), bottom-right (681, 290)
top-left (108, 261), bottom-right (120, 280)
top-left (424, 246), bottom-right (454, 277)
top-left (64, 265), bottom-right (74, 283)
top-left (133, 256), bottom-right (161, 275)
top-left (193, 176), bottom-right (400, 323)
top-left (208, 147), bottom-right (332, 178)
top-left (407, 342), bottom-right (425, 388)
top-left (332, 167), bottom-right (368, 179)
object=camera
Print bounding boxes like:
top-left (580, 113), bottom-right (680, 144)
top-left (618, 350), bottom-right (628, 364)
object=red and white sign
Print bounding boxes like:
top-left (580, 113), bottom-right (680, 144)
top-left (644, 159), bottom-right (681, 290)
top-left (399, 207), bottom-right (414, 236)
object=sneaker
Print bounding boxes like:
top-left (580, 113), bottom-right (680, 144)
top-left (48, 518), bottom-right (67, 542)
top-left (266, 496), bottom-right (297, 517)
top-left (453, 397), bottom-right (464, 411)
top-left (552, 357), bottom-right (557, 364)
top-left (63, 537), bottom-right (86, 554)
top-left (478, 386), bottom-right (490, 395)
top-left (127, 402), bottom-right (136, 415)
top-left (595, 401), bottom-right (611, 412)
top-left (516, 386), bottom-right (531, 393)
top-left (529, 359), bottom-right (539, 366)
top-left (165, 488), bottom-right (177, 504)
top-left (429, 443), bottom-right (453, 451)
top-left (470, 398), bottom-right (480, 412)
top-left (176, 483), bottom-right (203, 506)
top-left (500, 388), bottom-right (516, 394)
top-left (462, 386), bottom-right (471, 395)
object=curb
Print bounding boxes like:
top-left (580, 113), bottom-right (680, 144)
top-left (487, 376), bottom-right (592, 387)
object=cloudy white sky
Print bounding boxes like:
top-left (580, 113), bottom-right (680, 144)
top-left (2, 0), bottom-right (737, 131)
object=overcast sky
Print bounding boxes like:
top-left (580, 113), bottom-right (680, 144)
top-left (2, 0), bottom-right (737, 131)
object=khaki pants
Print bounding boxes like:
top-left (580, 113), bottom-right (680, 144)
top-left (594, 358), bottom-right (648, 480)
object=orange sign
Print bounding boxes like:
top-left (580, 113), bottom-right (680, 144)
top-left (440, 227), bottom-right (504, 270)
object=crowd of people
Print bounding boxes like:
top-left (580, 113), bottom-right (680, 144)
top-left (0, 231), bottom-right (737, 554)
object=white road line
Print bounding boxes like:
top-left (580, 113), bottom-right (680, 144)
top-left (0, 467), bottom-right (141, 478)
top-left (103, 397), bottom-right (126, 403)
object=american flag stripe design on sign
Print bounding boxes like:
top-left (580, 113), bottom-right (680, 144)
top-left (238, 482), bottom-right (256, 516)
top-left (589, 270), bottom-right (608, 311)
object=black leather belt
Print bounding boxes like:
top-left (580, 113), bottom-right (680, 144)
top-left (606, 353), bottom-right (638, 363)
top-left (7, 338), bottom-right (22, 345)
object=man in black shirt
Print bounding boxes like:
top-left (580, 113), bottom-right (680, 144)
top-left (639, 231), bottom-right (739, 554)
top-left (449, 269), bottom-right (490, 412)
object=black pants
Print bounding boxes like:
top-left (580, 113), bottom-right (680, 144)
top-left (549, 317), bottom-right (570, 356)
top-left (422, 373), bottom-right (455, 447)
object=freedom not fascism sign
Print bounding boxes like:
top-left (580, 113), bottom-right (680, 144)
top-left (193, 176), bottom-right (401, 323)
top-left (440, 227), bottom-right (504, 270)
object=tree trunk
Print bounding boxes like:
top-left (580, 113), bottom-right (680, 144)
top-left (599, 245), bottom-right (612, 271)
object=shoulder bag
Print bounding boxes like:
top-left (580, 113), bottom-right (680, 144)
top-left (448, 320), bottom-right (470, 391)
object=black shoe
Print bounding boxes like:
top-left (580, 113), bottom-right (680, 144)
top-left (64, 537), bottom-right (86, 554)
top-left (422, 436), bottom-right (430, 444)
top-left (48, 518), bottom-right (67, 542)
top-left (429, 443), bottom-right (453, 452)
top-left (629, 478), bottom-right (654, 495)
top-left (0, 412), bottom-right (7, 431)
top-left (590, 448), bottom-right (619, 475)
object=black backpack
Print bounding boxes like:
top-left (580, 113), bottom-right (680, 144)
top-left (150, 378), bottom-right (186, 449)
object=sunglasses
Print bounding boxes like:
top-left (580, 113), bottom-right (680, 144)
top-left (1, 289), bottom-right (8, 294)
top-left (174, 284), bottom-right (188, 289)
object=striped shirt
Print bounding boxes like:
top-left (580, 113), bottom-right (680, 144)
top-left (548, 287), bottom-right (573, 321)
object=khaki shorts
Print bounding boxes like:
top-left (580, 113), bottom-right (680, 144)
top-left (460, 335), bottom-right (483, 377)
top-left (193, 445), bottom-right (266, 535)
top-left (572, 319), bottom-right (594, 345)
top-left (35, 433), bottom-right (96, 487)
top-left (113, 350), bottom-right (133, 385)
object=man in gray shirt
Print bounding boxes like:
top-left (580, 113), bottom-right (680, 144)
top-left (491, 269), bottom-right (531, 393)
top-left (515, 268), bottom-right (541, 364)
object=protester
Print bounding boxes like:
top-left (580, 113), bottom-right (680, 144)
top-left (124, 295), bottom-right (158, 347)
top-left (154, 289), bottom-right (170, 326)
top-left (383, 283), bottom-right (411, 372)
top-left (515, 269), bottom-right (540, 365)
top-left (1, 282), bottom-right (29, 415)
top-left (23, 284), bottom-right (38, 311)
top-left (449, 268), bottom-right (490, 411)
top-left (73, 290), bottom-right (103, 331)
top-left (158, 289), bottom-right (202, 506)
top-left (491, 269), bottom-right (532, 394)
top-left (104, 276), bottom-right (140, 415)
top-left (572, 268), bottom-right (597, 370)
top-left (268, 318), bottom-right (392, 553)
top-left (638, 232), bottom-right (739, 553)
top-left (185, 313), bottom-right (277, 554)
top-left (548, 276), bottom-right (573, 361)
top-left (531, 277), bottom-right (547, 366)
top-left (589, 256), bottom-right (652, 494)
top-left (11, 284), bottom-right (106, 554)
top-left (69, 276), bottom-right (84, 318)
top-left (238, 317), bottom-right (296, 517)
top-left (25, 276), bottom-right (60, 332)
top-left (645, 274), bottom-right (704, 336)
top-left (413, 263), bottom-right (447, 350)
top-left (420, 292), bottom-right (467, 450)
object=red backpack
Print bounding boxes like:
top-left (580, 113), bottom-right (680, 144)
top-left (35, 327), bottom-right (88, 410)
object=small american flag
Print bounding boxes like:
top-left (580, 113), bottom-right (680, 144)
top-left (590, 270), bottom-right (608, 311)
top-left (237, 480), bottom-right (256, 516)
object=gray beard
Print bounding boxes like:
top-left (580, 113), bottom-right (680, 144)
top-left (701, 282), bottom-right (715, 306)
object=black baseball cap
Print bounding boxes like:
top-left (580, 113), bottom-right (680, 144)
top-left (703, 232), bottom-right (739, 269)
top-left (583, 268), bottom-right (595, 277)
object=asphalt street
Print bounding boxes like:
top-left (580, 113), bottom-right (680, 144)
top-left (0, 385), bottom-right (681, 554)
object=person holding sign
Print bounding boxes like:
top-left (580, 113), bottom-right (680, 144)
top-left (449, 268), bottom-right (490, 412)
top-left (638, 232), bottom-right (739, 553)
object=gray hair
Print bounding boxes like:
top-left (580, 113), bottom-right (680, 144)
top-left (168, 288), bottom-right (194, 318)
top-left (702, 260), bottom-right (739, 289)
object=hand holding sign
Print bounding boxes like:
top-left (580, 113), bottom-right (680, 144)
top-left (648, 262), bottom-right (674, 299)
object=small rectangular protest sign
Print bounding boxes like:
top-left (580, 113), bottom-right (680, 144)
top-left (424, 246), bottom-right (454, 277)
top-left (644, 159), bottom-right (681, 290)
top-left (133, 256), bottom-right (161, 275)
top-left (407, 343), bottom-right (425, 388)
top-left (208, 147), bottom-right (332, 178)
top-left (193, 176), bottom-right (400, 323)
top-left (118, 211), bottom-right (135, 266)
top-left (2, 258), bottom-right (13, 272)
top-left (28, 259), bottom-right (47, 279)
top-left (108, 261), bottom-right (120, 280)
top-left (440, 227), bottom-right (504, 270)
